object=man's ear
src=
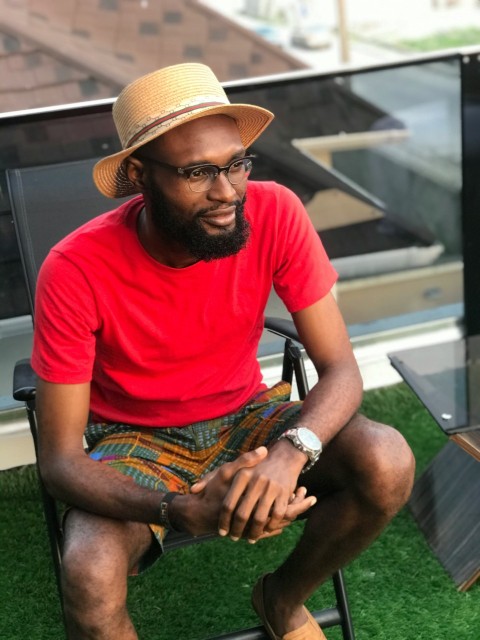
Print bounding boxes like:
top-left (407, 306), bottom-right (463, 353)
top-left (125, 156), bottom-right (145, 190)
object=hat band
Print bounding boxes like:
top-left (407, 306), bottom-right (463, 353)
top-left (126, 101), bottom-right (226, 147)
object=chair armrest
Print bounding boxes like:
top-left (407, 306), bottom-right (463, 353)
top-left (264, 316), bottom-right (301, 344)
top-left (13, 358), bottom-right (37, 401)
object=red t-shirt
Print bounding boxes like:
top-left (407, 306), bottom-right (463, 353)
top-left (32, 181), bottom-right (337, 427)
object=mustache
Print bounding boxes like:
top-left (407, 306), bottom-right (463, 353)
top-left (194, 197), bottom-right (245, 218)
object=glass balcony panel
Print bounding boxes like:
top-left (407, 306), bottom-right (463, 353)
top-left (0, 55), bottom-right (466, 409)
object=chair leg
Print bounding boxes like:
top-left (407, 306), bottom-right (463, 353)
top-left (332, 570), bottom-right (355, 640)
top-left (37, 476), bottom-right (64, 603)
top-left (26, 402), bottom-right (65, 616)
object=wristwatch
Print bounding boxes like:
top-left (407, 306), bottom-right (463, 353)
top-left (158, 491), bottom-right (181, 531)
top-left (278, 426), bottom-right (322, 473)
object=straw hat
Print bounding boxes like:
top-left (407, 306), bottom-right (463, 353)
top-left (93, 63), bottom-right (274, 198)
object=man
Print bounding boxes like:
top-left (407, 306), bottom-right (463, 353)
top-left (32, 63), bottom-right (415, 640)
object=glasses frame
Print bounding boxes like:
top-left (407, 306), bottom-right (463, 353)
top-left (135, 153), bottom-right (256, 192)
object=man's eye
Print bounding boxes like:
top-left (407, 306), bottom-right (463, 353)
top-left (229, 160), bottom-right (245, 172)
top-left (190, 167), bottom-right (212, 180)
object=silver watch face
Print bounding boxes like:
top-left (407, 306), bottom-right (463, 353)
top-left (296, 427), bottom-right (322, 453)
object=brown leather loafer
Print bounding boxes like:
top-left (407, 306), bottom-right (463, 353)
top-left (251, 573), bottom-right (327, 640)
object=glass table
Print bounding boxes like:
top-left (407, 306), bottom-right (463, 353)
top-left (389, 337), bottom-right (480, 591)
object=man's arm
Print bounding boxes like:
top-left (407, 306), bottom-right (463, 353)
top-left (37, 379), bottom-right (169, 524)
top-left (289, 291), bottom-right (363, 442)
top-left (215, 292), bottom-right (363, 541)
top-left (36, 379), bottom-right (314, 536)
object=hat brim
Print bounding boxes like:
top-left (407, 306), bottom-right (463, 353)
top-left (93, 103), bottom-right (274, 198)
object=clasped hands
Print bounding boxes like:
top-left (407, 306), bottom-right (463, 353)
top-left (173, 446), bottom-right (316, 543)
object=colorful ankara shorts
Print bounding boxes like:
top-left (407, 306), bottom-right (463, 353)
top-left (85, 381), bottom-right (302, 571)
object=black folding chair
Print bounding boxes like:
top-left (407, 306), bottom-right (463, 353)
top-left (9, 158), bottom-right (355, 640)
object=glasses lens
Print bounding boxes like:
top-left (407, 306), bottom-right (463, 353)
top-left (186, 157), bottom-right (254, 192)
top-left (187, 166), bottom-right (217, 192)
top-left (227, 157), bottom-right (253, 185)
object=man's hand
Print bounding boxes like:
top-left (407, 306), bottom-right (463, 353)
top-left (171, 447), bottom-right (268, 537)
top-left (254, 485), bottom-right (316, 542)
top-left (189, 442), bottom-right (315, 542)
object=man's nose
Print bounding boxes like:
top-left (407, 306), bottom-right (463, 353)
top-left (207, 170), bottom-right (237, 200)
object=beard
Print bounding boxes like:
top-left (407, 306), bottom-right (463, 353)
top-left (145, 178), bottom-right (251, 261)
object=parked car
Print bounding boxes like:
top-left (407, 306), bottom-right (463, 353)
top-left (253, 24), bottom-right (287, 48)
top-left (291, 24), bottom-right (333, 50)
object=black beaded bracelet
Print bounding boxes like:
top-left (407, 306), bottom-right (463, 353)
top-left (158, 491), bottom-right (181, 531)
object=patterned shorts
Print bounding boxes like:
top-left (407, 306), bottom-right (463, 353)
top-left (85, 381), bottom-right (302, 571)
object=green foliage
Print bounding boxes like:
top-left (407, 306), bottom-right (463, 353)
top-left (0, 384), bottom-right (478, 639)
top-left (399, 28), bottom-right (480, 52)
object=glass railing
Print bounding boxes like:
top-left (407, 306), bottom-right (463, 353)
top-left (227, 55), bottom-right (463, 336)
top-left (0, 50), bottom-right (474, 409)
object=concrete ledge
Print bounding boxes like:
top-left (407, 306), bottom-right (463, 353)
top-left (0, 420), bottom-right (35, 470)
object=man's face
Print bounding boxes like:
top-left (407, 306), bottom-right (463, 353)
top-left (138, 115), bottom-right (251, 261)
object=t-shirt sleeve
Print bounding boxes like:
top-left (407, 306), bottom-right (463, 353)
top-left (31, 251), bottom-right (99, 383)
top-left (272, 184), bottom-right (338, 313)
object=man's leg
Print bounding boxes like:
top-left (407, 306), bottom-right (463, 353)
top-left (61, 509), bottom-right (154, 640)
top-left (259, 414), bottom-right (415, 637)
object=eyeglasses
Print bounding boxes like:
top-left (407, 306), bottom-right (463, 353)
top-left (135, 154), bottom-right (255, 192)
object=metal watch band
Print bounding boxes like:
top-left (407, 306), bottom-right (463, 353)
top-left (158, 491), bottom-right (181, 531)
top-left (301, 457), bottom-right (317, 474)
top-left (278, 427), bottom-right (322, 474)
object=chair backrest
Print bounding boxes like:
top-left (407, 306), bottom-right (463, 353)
top-left (7, 158), bottom-right (132, 314)
top-left (8, 158), bottom-right (356, 640)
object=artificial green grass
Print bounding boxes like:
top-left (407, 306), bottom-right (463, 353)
top-left (0, 384), bottom-right (478, 639)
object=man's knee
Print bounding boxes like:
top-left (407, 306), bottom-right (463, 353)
top-left (61, 510), bottom-right (148, 624)
top-left (346, 414), bottom-right (415, 516)
top-left (62, 531), bottom-right (128, 614)
top-left (322, 414), bottom-right (415, 520)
